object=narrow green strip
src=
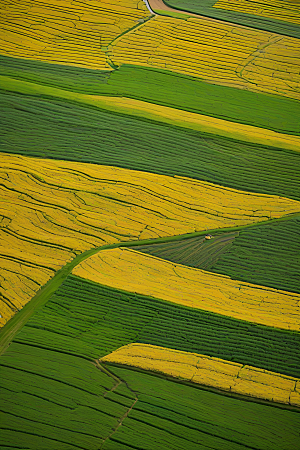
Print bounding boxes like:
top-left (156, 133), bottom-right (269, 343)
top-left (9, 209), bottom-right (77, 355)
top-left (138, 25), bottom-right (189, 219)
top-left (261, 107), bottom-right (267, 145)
top-left (1, 211), bottom-right (299, 355)
top-left (163, 0), bottom-right (300, 38)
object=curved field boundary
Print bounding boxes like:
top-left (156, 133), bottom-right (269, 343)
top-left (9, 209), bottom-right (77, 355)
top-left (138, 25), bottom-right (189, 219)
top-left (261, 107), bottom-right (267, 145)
top-left (0, 0), bottom-right (150, 70)
top-left (6, 149), bottom-right (295, 325)
top-left (3, 150), bottom-right (296, 327)
top-left (108, 15), bottom-right (300, 101)
top-left (73, 247), bottom-right (300, 331)
top-left (2, 76), bottom-right (300, 153)
top-left (157, 0), bottom-right (300, 37)
top-left (1, 212), bottom-right (298, 357)
top-left (2, 150), bottom-right (299, 332)
top-left (134, 231), bottom-right (239, 270)
top-left (101, 343), bottom-right (300, 407)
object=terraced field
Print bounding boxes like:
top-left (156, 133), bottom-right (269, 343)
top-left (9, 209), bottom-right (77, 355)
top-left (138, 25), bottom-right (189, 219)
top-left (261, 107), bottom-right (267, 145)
top-left (0, 0), bottom-right (300, 448)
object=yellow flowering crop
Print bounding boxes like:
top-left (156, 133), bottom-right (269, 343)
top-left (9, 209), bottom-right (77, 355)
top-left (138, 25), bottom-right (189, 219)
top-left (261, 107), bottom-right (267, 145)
top-left (0, 0), bottom-right (149, 69)
top-left (214, 0), bottom-right (300, 26)
top-left (101, 343), bottom-right (300, 406)
top-left (4, 152), bottom-right (299, 324)
top-left (109, 15), bottom-right (300, 100)
top-left (73, 248), bottom-right (300, 331)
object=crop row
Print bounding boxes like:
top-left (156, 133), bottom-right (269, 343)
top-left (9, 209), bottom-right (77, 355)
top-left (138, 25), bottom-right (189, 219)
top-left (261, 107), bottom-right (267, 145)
top-left (13, 275), bottom-right (300, 377)
top-left (0, 0), bottom-right (149, 69)
top-left (2, 55), bottom-right (300, 136)
top-left (135, 217), bottom-right (300, 293)
top-left (73, 247), bottom-right (300, 331)
top-left (163, 0), bottom-right (300, 37)
top-left (0, 342), bottom-right (136, 450)
top-left (104, 366), bottom-right (300, 450)
top-left (109, 15), bottom-right (300, 100)
top-left (135, 231), bottom-right (238, 270)
top-left (3, 150), bottom-right (298, 324)
top-left (214, 0), bottom-right (300, 26)
top-left (2, 90), bottom-right (300, 201)
top-left (102, 343), bottom-right (300, 406)
top-left (211, 217), bottom-right (300, 293)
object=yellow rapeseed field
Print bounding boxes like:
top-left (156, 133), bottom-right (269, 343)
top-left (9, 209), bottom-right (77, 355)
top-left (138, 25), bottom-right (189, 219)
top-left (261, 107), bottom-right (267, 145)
top-left (0, 0), bottom-right (149, 69)
top-left (109, 15), bottom-right (300, 100)
top-left (214, 0), bottom-right (300, 26)
top-left (73, 248), bottom-right (300, 331)
top-left (4, 152), bottom-right (299, 325)
top-left (101, 343), bottom-right (300, 406)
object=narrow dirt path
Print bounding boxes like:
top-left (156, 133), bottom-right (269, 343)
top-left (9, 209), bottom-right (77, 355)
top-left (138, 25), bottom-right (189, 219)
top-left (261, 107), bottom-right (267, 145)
top-left (94, 360), bottom-right (138, 448)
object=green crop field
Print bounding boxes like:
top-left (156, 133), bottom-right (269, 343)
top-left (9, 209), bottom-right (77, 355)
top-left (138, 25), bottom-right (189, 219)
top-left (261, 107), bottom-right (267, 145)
top-left (9, 275), bottom-right (300, 377)
top-left (163, 0), bottom-right (300, 37)
top-left (135, 217), bottom-right (300, 292)
top-left (1, 89), bottom-right (300, 200)
top-left (1, 274), bottom-right (299, 448)
top-left (0, 0), bottom-right (299, 447)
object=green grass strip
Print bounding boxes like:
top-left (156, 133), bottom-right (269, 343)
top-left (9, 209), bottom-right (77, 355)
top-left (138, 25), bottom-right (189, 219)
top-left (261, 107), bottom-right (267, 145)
top-left (1, 213), bottom-right (299, 356)
top-left (1, 58), bottom-right (300, 135)
top-left (2, 90), bottom-right (300, 202)
top-left (15, 273), bottom-right (300, 378)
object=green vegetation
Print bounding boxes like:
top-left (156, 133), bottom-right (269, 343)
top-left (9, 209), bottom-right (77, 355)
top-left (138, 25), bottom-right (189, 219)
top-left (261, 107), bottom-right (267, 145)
top-left (1, 272), bottom-right (299, 449)
top-left (1, 90), bottom-right (300, 201)
top-left (1, 342), bottom-right (299, 450)
top-left (0, 344), bottom-right (133, 450)
top-left (104, 366), bottom-right (300, 450)
top-left (13, 275), bottom-right (300, 377)
top-left (0, 55), bottom-right (111, 94)
top-left (163, 0), bottom-right (300, 38)
top-left (135, 232), bottom-right (238, 270)
top-left (136, 217), bottom-right (300, 293)
top-left (211, 217), bottom-right (300, 293)
top-left (1, 56), bottom-right (300, 134)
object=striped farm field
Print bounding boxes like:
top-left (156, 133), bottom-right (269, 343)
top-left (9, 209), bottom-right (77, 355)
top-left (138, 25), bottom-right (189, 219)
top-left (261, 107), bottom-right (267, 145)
top-left (108, 15), bottom-right (300, 100)
top-left (4, 75), bottom-right (300, 152)
top-left (2, 56), bottom-right (300, 135)
top-left (0, 270), bottom-right (299, 447)
top-left (1, 0), bottom-right (300, 447)
top-left (73, 247), bottom-right (300, 330)
top-left (4, 151), bottom-right (297, 325)
top-left (135, 216), bottom-right (300, 292)
top-left (1, 342), bottom-right (299, 450)
top-left (101, 343), bottom-right (300, 406)
top-left (162, 0), bottom-right (300, 37)
top-left (13, 274), bottom-right (300, 377)
top-left (0, 0), bottom-right (149, 69)
top-left (2, 88), bottom-right (300, 202)
top-left (213, 0), bottom-right (300, 26)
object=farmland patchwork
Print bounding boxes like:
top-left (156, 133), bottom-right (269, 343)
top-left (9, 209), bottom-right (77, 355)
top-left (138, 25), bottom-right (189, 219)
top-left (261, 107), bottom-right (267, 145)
top-left (0, 0), bottom-right (300, 448)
